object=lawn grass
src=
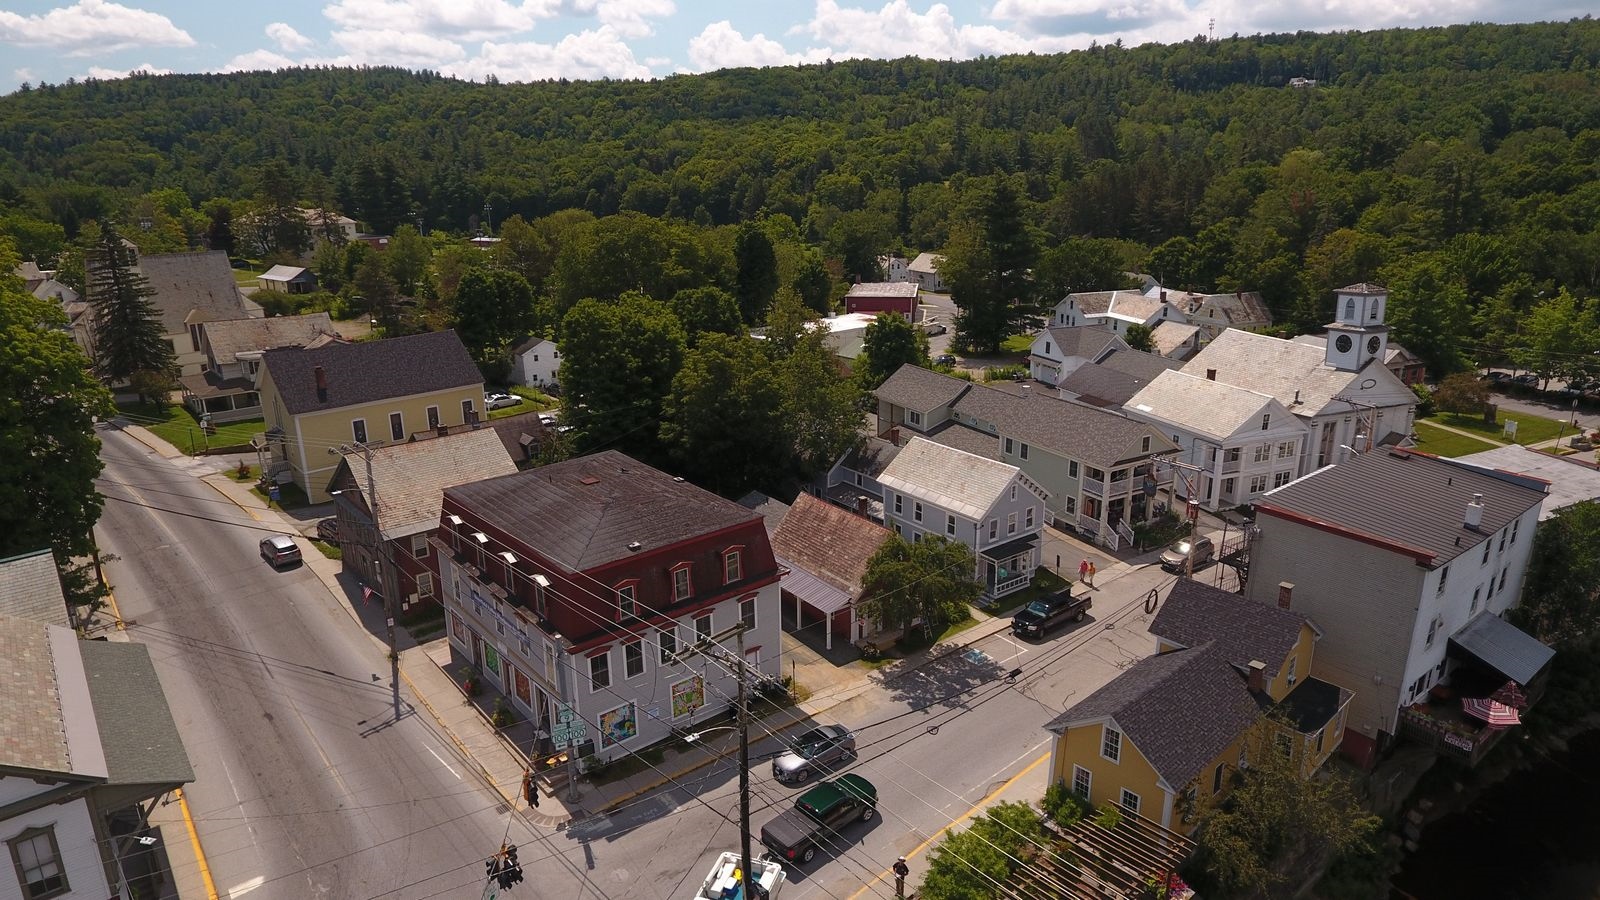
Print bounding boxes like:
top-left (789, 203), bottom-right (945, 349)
top-left (1000, 333), bottom-right (1035, 354)
top-left (116, 401), bottom-right (263, 454)
top-left (488, 386), bottom-right (559, 420)
top-left (1411, 421), bottom-right (1499, 457)
top-left (1430, 409), bottom-right (1566, 445)
top-left (984, 569), bottom-right (1071, 616)
top-left (251, 480), bottom-right (311, 509)
top-left (232, 267), bottom-right (263, 286)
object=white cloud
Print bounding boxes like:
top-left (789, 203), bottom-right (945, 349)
top-left (330, 27), bottom-right (468, 67)
top-left (795, 0), bottom-right (1078, 61)
top-left (322, 0), bottom-right (552, 42)
top-left (85, 61), bottom-right (171, 79)
top-left (569, 0), bottom-right (675, 39)
top-left (686, 21), bottom-right (832, 72)
top-left (222, 48), bottom-right (300, 72)
top-left (13, 66), bottom-right (34, 83)
top-left (266, 22), bottom-right (315, 53)
top-left (448, 26), bottom-right (651, 80)
top-left (0, 0), bottom-right (194, 55)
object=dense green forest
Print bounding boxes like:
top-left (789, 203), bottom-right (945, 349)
top-left (4, 19), bottom-right (1600, 376)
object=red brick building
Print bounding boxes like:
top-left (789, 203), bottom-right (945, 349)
top-left (844, 281), bottom-right (920, 318)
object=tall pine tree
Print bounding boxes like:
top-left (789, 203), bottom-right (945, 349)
top-left (87, 224), bottom-right (175, 399)
top-left (942, 178), bottom-right (1037, 354)
top-left (734, 222), bottom-right (779, 323)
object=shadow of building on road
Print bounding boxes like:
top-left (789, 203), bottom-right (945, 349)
top-left (877, 642), bottom-right (1008, 713)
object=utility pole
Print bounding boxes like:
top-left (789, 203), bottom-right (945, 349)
top-left (680, 622), bottom-right (756, 900)
top-left (1155, 453), bottom-right (1207, 579)
top-left (331, 443), bottom-right (400, 720)
top-left (1333, 394), bottom-right (1378, 453)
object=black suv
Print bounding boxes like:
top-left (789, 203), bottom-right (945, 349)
top-left (1011, 590), bottom-right (1091, 639)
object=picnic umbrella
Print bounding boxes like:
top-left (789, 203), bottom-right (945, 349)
top-left (1491, 680), bottom-right (1528, 710)
top-left (1461, 696), bottom-right (1522, 727)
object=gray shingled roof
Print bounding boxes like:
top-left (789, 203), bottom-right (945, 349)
top-left (1099, 348), bottom-right (1182, 382)
top-left (1044, 643), bottom-right (1262, 790)
top-left (878, 437), bottom-right (1024, 520)
top-left (202, 313), bottom-right (337, 365)
top-left (336, 429), bottom-right (518, 540)
top-left (738, 491), bottom-right (792, 535)
top-left (1041, 325), bottom-right (1121, 361)
top-left (262, 330), bottom-right (482, 415)
top-left (80, 640), bottom-right (194, 788)
top-left (444, 451), bottom-right (762, 572)
top-left (1257, 449), bottom-right (1547, 568)
top-left (1150, 320), bottom-right (1200, 356)
top-left (924, 420), bottom-right (1001, 459)
top-left (1152, 579), bottom-right (1308, 679)
top-left (1125, 370), bottom-right (1283, 442)
top-left (1180, 329), bottom-right (1399, 416)
top-left (1338, 283), bottom-right (1388, 294)
top-left (132, 251), bottom-right (251, 333)
top-left (840, 437), bottom-right (902, 478)
top-left (1057, 365), bottom-right (1148, 408)
top-left (874, 364), bottom-right (972, 412)
top-left (953, 385), bottom-right (1174, 466)
top-left (0, 549), bottom-right (69, 628)
top-left (908, 252), bottom-right (943, 274)
top-left (0, 615), bottom-right (70, 774)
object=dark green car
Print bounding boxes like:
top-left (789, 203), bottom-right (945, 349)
top-left (760, 775), bottom-right (878, 865)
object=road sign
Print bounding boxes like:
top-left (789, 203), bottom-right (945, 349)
top-left (557, 705), bottom-right (576, 724)
top-left (551, 722), bottom-right (587, 747)
top-left (481, 879), bottom-right (499, 900)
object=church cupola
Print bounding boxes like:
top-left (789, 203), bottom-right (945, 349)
top-left (1324, 283), bottom-right (1389, 372)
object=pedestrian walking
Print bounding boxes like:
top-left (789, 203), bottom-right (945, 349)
top-left (1087, 560), bottom-right (1097, 588)
top-left (1078, 558), bottom-right (1090, 583)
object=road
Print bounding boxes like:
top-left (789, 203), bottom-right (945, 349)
top-left (95, 427), bottom-right (596, 900)
top-left (546, 560), bottom-right (1179, 900)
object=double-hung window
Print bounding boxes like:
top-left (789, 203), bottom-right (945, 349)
top-left (659, 627), bottom-right (679, 665)
top-left (1101, 726), bottom-right (1122, 763)
top-left (352, 419), bottom-right (368, 443)
top-left (946, 514), bottom-right (957, 536)
top-left (673, 566), bottom-right (692, 603)
top-left (9, 826), bottom-right (66, 899)
top-left (617, 582), bottom-right (638, 618)
top-left (724, 549), bottom-right (742, 584)
top-left (589, 652), bottom-right (611, 691)
top-left (740, 596), bottom-right (757, 630)
top-left (390, 412), bottom-right (405, 441)
top-left (624, 641), bottom-right (645, 679)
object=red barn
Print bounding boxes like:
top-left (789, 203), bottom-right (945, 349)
top-left (845, 282), bottom-right (920, 318)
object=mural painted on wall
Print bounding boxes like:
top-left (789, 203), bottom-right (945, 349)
top-left (672, 675), bottom-right (705, 719)
top-left (485, 644), bottom-right (500, 676)
top-left (599, 702), bottom-right (638, 748)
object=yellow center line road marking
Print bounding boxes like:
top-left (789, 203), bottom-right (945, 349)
top-left (847, 750), bottom-right (1051, 900)
top-left (176, 787), bottom-right (221, 900)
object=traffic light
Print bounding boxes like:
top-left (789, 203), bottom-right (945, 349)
top-left (505, 844), bottom-right (525, 887)
top-left (486, 855), bottom-right (502, 881)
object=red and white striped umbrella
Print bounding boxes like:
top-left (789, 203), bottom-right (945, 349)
top-left (1462, 696), bottom-right (1522, 727)
top-left (1491, 681), bottom-right (1528, 710)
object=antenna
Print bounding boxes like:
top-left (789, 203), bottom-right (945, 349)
top-left (1208, 17), bottom-right (1215, 41)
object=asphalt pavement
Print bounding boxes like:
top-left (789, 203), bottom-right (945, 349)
top-left (94, 427), bottom-right (601, 900)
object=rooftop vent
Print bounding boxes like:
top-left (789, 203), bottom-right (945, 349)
top-left (627, 541), bottom-right (642, 553)
top-left (1465, 493), bottom-right (1486, 531)
top-left (579, 475), bottom-right (601, 486)
top-left (672, 476), bottom-right (685, 483)
top-left (1205, 368), bottom-right (1217, 381)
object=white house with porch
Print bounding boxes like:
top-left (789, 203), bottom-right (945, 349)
top-left (877, 437), bottom-right (1049, 602)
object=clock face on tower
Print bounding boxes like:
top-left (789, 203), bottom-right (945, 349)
top-left (1367, 336), bottom-right (1382, 355)
top-left (1335, 334), bottom-right (1353, 353)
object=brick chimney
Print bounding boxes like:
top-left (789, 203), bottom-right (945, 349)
top-left (1247, 660), bottom-right (1267, 693)
top-left (1277, 581), bottom-right (1294, 610)
top-left (888, 426), bottom-right (901, 445)
top-left (856, 496), bottom-right (870, 517)
top-left (313, 365), bottom-right (328, 402)
top-left (1205, 368), bottom-right (1217, 381)
top-left (1160, 289), bottom-right (1167, 301)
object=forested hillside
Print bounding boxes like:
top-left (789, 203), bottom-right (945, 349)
top-left (4, 19), bottom-right (1600, 367)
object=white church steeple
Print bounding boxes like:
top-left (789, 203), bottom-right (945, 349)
top-left (1323, 283), bottom-right (1389, 372)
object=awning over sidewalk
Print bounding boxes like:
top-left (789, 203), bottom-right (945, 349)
top-left (1449, 613), bottom-right (1555, 686)
top-left (778, 557), bottom-right (852, 616)
top-left (980, 533), bottom-right (1039, 562)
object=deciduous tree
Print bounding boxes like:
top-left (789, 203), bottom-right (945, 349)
top-left (385, 224), bottom-right (432, 297)
top-left (855, 311), bottom-right (928, 391)
top-left (1124, 323), bottom-right (1155, 353)
top-left (452, 269), bottom-right (537, 375)
top-left (1511, 501), bottom-right (1600, 648)
top-left (561, 294), bottom-right (685, 460)
top-left (660, 333), bottom-right (788, 496)
top-left (1432, 373), bottom-right (1488, 416)
top-left (670, 286), bottom-right (742, 347)
top-left (856, 535), bottom-right (982, 634)
top-left (780, 329), bottom-right (863, 477)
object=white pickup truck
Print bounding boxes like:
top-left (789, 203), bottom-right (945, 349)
top-left (693, 851), bottom-right (784, 900)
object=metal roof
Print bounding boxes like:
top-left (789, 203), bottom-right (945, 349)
top-left (777, 559), bottom-right (853, 616)
top-left (1449, 613), bottom-right (1555, 686)
top-left (845, 282), bottom-right (920, 298)
top-left (1454, 445), bottom-right (1600, 520)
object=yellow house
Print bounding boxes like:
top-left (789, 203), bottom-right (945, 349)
top-left (1043, 579), bottom-right (1354, 833)
top-left (257, 330), bottom-right (484, 503)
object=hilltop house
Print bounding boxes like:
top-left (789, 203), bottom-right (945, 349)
top-left (878, 437), bottom-right (1049, 601)
top-left (82, 249), bottom-right (256, 377)
top-left (1124, 370), bottom-right (1310, 511)
top-left (771, 493), bottom-right (894, 650)
top-left (1044, 580), bottom-right (1351, 833)
top-left (432, 451), bottom-right (782, 763)
top-left (327, 428), bottom-right (518, 617)
top-left (1245, 449), bottom-right (1551, 767)
top-left (257, 330), bottom-right (483, 503)
top-left (1179, 284), bottom-right (1416, 475)
top-left (180, 313), bottom-right (340, 422)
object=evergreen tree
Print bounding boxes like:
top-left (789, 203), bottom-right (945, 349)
top-left (792, 248), bottom-right (834, 315)
top-left (941, 179), bottom-right (1037, 354)
top-left (734, 222), bottom-right (780, 323)
top-left (86, 224), bottom-right (175, 398)
top-left (354, 251), bottom-right (400, 335)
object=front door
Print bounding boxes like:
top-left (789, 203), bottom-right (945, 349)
top-left (985, 559), bottom-right (996, 589)
top-left (472, 634), bottom-right (483, 669)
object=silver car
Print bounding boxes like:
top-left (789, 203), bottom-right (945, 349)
top-left (259, 534), bottom-right (302, 569)
top-left (772, 725), bottom-right (856, 784)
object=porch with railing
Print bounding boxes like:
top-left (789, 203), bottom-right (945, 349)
top-left (1397, 703), bottom-right (1512, 767)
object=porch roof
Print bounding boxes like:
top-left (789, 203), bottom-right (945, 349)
top-left (1449, 613), bottom-right (1555, 686)
top-left (777, 557), bottom-right (853, 616)
top-left (980, 533), bottom-right (1038, 561)
top-left (179, 370), bottom-right (256, 400)
top-left (1271, 675), bottom-right (1352, 734)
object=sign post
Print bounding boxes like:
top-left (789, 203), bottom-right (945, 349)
top-left (551, 705), bottom-right (587, 802)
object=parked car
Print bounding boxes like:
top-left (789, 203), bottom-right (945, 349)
top-left (1159, 535), bottom-right (1215, 573)
top-left (1011, 590), bottom-right (1092, 639)
top-left (1510, 373), bottom-right (1540, 387)
top-left (485, 391), bottom-right (522, 410)
top-left (315, 517), bottom-right (339, 542)
top-left (760, 775), bottom-right (877, 865)
top-left (921, 318), bottom-right (947, 336)
top-left (259, 535), bottom-right (302, 569)
top-left (537, 412), bottom-right (559, 427)
top-left (772, 724), bottom-right (856, 784)
top-left (935, 353), bottom-right (957, 367)
top-left (1481, 371), bottom-right (1510, 384)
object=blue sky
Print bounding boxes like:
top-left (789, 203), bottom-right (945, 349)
top-left (0, 0), bottom-right (1589, 94)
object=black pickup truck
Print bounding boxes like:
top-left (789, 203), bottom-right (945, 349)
top-left (759, 775), bottom-right (877, 865)
top-left (1010, 589), bottom-right (1091, 639)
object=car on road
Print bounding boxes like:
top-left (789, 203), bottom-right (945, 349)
top-left (935, 353), bottom-right (957, 367)
top-left (772, 724), bottom-right (856, 784)
top-left (921, 318), bottom-right (947, 336)
top-left (1510, 374), bottom-right (1540, 387)
top-left (315, 517), bottom-right (340, 542)
top-left (1481, 371), bottom-right (1510, 384)
top-left (485, 391), bottom-right (522, 410)
top-left (537, 412), bottom-right (559, 427)
top-left (260, 534), bottom-right (302, 569)
top-left (760, 775), bottom-right (877, 865)
top-left (1011, 589), bottom-right (1091, 639)
top-left (1159, 535), bottom-right (1215, 573)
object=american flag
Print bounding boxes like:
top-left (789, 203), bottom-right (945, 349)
top-left (362, 586), bottom-right (375, 605)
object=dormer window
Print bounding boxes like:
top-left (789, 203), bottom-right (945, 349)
top-left (616, 580), bottom-right (639, 619)
top-left (672, 564), bottom-right (692, 603)
top-left (723, 548), bottom-right (743, 584)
